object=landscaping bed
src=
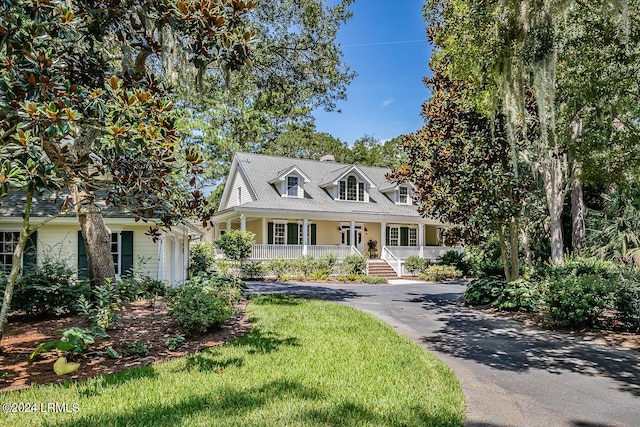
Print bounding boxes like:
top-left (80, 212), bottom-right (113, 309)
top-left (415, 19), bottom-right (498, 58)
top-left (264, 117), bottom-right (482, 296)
top-left (0, 298), bottom-right (251, 392)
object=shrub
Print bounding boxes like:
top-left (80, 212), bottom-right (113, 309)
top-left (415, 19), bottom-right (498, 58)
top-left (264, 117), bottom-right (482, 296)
top-left (241, 261), bottom-right (265, 279)
top-left (342, 254), bottom-right (366, 275)
top-left (214, 230), bottom-right (255, 263)
top-left (543, 256), bottom-right (619, 281)
top-left (437, 250), bottom-right (471, 276)
top-left (494, 278), bottom-right (542, 312)
top-left (189, 242), bottom-right (216, 276)
top-left (264, 257), bottom-right (294, 279)
top-left (544, 274), bottom-right (615, 327)
top-left (10, 259), bottom-right (87, 317)
top-left (360, 275), bottom-right (388, 284)
top-left (126, 342), bottom-right (149, 358)
top-left (77, 278), bottom-right (125, 330)
top-left (419, 265), bottom-right (463, 282)
top-left (464, 238), bottom-right (505, 278)
top-left (167, 276), bottom-right (243, 334)
top-left (464, 277), bottom-right (506, 306)
top-left (404, 255), bottom-right (431, 275)
top-left (166, 335), bottom-right (186, 351)
top-left (614, 268), bottom-right (640, 331)
top-left (214, 258), bottom-right (232, 276)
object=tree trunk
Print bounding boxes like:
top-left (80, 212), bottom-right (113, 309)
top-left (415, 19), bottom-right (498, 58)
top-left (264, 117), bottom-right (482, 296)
top-left (543, 156), bottom-right (566, 265)
top-left (497, 225), bottom-right (511, 282)
top-left (571, 175), bottom-right (585, 253)
top-left (509, 216), bottom-right (520, 281)
top-left (73, 186), bottom-right (116, 287)
top-left (0, 186), bottom-right (34, 346)
top-left (521, 227), bottom-right (532, 267)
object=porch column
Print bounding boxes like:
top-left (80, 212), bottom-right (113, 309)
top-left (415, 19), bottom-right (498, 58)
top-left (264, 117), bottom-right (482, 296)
top-left (240, 214), bottom-right (246, 231)
top-left (302, 218), bottom-right (308, 255)
top-left (226, 220), bottom-right (231, 233)
top-left (350, 220), bottom-right (356, 250)
top-left (381, 222), bottom-right (386, 247)
top-left (418, 224), bottom-right (424, 258)
top-left (262, 217), bottom-right (267, 245)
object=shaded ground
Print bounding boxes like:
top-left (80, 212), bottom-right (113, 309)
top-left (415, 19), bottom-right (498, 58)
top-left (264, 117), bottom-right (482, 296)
top-left (0, 298), bottom-right (251, 392)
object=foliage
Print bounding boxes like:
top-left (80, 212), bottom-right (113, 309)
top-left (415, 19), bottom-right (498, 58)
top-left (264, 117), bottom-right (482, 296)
top-left (263, 257), bottom-right (294, 280)
top-left (464, 277), bottom-right (506, 306)
top-left (118, 259), bottom-right (168, 299)
top-left (167, 276), bottom-right (243, 334)
top-left (359, 275), bottom-right (388, 284)
top-left (419, 265), bottom-right (463, 282)
top-left (166, 335), bottom-right (186, 352)
top-left (494, 279), bottom-right (542, 312)
top-left (463, 238), bottom-right (505, 278)
top-left (614, 269), bottom-right (640, 331)
top-left (341, 254), bottom-right (366, 275)
top-left (215, 230), bottom-right (255, 263)
top-left (77, 279), bottom-right (125, 330)
top-left (126, 342), bottom-right (149, 359)
top-left (262, 255), bottom-right (339, 281)
top-left (214, 258), bottom-right (232, 276)
top-left (544, 274), bottom-right (615, 327)
top-left (404, 256), bottom-right (431, 275)
top-left (541, 256), bottom-right (619, 282)
top-left (9, 259), bottom-right (87, 317)
top-left (241, 261), bottom-right (265, 279)
top-left (189, 242), bottom-right (217, 276)
top-left (437, 250), bottom-right (471, 276)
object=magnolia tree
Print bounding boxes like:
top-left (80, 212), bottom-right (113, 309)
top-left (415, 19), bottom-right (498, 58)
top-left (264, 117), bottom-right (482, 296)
top-left (0, 0), bottom-right (255, 343)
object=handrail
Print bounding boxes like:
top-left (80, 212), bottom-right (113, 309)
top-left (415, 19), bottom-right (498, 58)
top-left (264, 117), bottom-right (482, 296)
top-left (351, 245), bottom-right (363, 257)
top-left (381, 246), bottom-right (401, 276)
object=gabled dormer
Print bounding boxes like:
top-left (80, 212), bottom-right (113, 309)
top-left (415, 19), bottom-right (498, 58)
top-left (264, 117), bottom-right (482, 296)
top-left (379, 182), bottom-right (416, 205)
top-left (268, 165), bottom-right (311, 199)
top-left (320, 165), bottom-right (376, 203)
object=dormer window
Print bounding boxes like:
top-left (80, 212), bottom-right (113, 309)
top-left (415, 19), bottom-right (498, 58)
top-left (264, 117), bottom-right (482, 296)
top-left (287, 176), bottom-right (300, 197)
top-left (399, 186), bottom-right (408, 204)
top-left (339, 175), bottom-right (366, 201)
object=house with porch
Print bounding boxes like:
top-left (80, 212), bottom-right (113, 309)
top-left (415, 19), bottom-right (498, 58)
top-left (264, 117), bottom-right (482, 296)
top-left (0, 191), bottom-right (200, 286)
top-left (209, 152), bottom-right (460, 276)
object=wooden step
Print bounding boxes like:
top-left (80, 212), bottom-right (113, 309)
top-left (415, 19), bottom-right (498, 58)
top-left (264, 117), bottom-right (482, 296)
top-left (367, 260), bottom-right (398, 278)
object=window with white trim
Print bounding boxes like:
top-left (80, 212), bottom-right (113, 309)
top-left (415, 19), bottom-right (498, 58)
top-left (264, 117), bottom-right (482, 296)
top-left (0, 231), bottom-right (20, 274)
top-left (274, 223), bottom-right (286, 245)
top-left (297, 223), bottom-right (313, 245)
top-left (287, 176), bottom-right (300, 197)
top-left (339, 175), bottom-right (367, 201)
top-left (389, 227), bottom-right (399, 246)
top-left (111, 232), bottom-right (120, 276)
top-left (237, 187), bottom-right (242, 205)
top-left (408, 228), bottom-right (417, 246)
top-left (399, 186), bottom-right (409, 204)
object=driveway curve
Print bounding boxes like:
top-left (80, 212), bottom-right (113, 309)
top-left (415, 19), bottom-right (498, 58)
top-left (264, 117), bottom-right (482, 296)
top-left (246, 281), bottom-right (640, 427)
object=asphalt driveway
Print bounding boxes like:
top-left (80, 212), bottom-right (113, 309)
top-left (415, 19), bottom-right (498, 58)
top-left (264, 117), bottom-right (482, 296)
top-left (246, 281), bottom-right (640, 427)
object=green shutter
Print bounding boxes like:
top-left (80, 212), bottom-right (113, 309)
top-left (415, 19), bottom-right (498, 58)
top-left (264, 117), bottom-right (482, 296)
top-left (310, 224), bottom-right (317, 245)
top-left (77, 231), bottom-right (88, 278)
top-left (121, 231), bottom-right (134, 277)
top-left (287, 223), bottom-right (298, 245)
top-left (400, 227), bottom-right (409, 246)
top-left (385, 227), bottom-right (390, 246)
top-left (23, 231), bottom-right (37, 270)
top-left (268, 222), bottom-right (273, 244)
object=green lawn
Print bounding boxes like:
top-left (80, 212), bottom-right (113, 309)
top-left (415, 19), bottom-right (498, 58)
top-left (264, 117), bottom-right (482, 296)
top-left (2, 295), bottom-right (465, 426)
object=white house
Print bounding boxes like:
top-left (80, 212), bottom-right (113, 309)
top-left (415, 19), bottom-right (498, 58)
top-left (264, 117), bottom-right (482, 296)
top-left (0, 191), bottom-right (200, 286)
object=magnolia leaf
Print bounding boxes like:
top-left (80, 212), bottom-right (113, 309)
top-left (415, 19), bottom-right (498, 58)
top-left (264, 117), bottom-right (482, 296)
top-left (106, 347), bottom-right (120, 359)
top-left (53, 357), bottom-right (80, 376)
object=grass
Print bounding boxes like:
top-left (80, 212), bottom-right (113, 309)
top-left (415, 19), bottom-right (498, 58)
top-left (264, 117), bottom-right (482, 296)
top-left (2, 295), bottom-right (465, 426)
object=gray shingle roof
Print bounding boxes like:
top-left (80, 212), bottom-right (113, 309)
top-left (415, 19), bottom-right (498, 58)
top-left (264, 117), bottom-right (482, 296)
top-left (0, 190), bottom-right (129, 218)
top-left (230, 152), bottom-right (423, 218)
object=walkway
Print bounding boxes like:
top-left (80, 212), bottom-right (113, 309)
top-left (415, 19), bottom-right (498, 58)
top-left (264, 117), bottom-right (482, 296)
top-left (246, 281), bottom-right (640, 427)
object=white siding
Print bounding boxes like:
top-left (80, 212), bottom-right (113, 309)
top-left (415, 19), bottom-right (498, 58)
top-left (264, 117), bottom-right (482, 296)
top-left (224, 169), bottom-right (253, 209)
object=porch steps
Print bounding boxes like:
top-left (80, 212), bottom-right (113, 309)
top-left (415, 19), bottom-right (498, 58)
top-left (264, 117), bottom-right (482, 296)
top-left (367, 260), bottom-right (398, 278)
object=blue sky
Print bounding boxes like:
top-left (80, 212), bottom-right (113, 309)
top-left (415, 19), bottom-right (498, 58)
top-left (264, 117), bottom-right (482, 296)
top-left (313, 0), bottom-right (433, 144)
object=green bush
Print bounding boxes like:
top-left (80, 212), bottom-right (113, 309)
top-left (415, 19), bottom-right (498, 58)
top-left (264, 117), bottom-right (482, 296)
top-left (214, 230), bottom-right (255, 263)
top-left (494, 278), bottom-right (542, 312)
top-left (11, 259), bottom-right (88, 317)
top-left (404, 255), bottom-right (431, 275)
top-left (437, 250), bottom-right (471, 276)
top-left (544, 274), bottom-right (615, 327)
top-left (166, 335), bottom-right (186, 351)
top-left (264, 257), bottom-right (294, 279)
top-left (614, 268), bottom-right (640, 331)
top-left (464, 237), bottom-right (505, 278)
top-left (167, 276), bottom-right (243, 334)
top-left (464, 277), bottom-right (506, 306)
top-left (214, 258), bottom-right (232, 276)
top-left (126, 342), bottom-right (149, 358)
top-left (419, 265), bottom-right (462, 282)
top-left (360, 275), bottom-right (388, 284)
top-left (77, 278), bottom-right (125, 330)
top-left (189, 242), bottom-right (216, 276)
top-left (542, 256), bottom-right (619, 281)
top-left (342, 254), bottom-right (366, 275)
top-left (241, 261), bottom-right (265, 279)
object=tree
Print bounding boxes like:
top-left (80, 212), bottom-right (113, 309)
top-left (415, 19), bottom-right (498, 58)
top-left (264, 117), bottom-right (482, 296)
top-left (346, 135), bottom-right (408, 169)
top-left (214, 230), bottom-right (255, 266)
top-left (258, 127), bottom-right (351, 161)
top-left (0, 0), bottom-right (254, 342)
top-left (390, 69), bottom-right (530, 281)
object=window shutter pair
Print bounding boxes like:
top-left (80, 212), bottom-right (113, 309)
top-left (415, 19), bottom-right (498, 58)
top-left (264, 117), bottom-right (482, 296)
top-left (78, 231), bottom-right (133, 278)
top-left (267, 222), bottom-right (316, 245)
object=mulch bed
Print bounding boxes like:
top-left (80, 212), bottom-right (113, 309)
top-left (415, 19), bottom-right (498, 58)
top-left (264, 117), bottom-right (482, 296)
top-left (0, 298), bottom-right (251, 392)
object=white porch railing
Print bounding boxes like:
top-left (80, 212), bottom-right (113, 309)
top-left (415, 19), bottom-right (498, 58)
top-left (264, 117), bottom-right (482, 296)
top-left (382, 246), bottom-right (464, 276)
top-left (249, 244), bottom-right (356, 260)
